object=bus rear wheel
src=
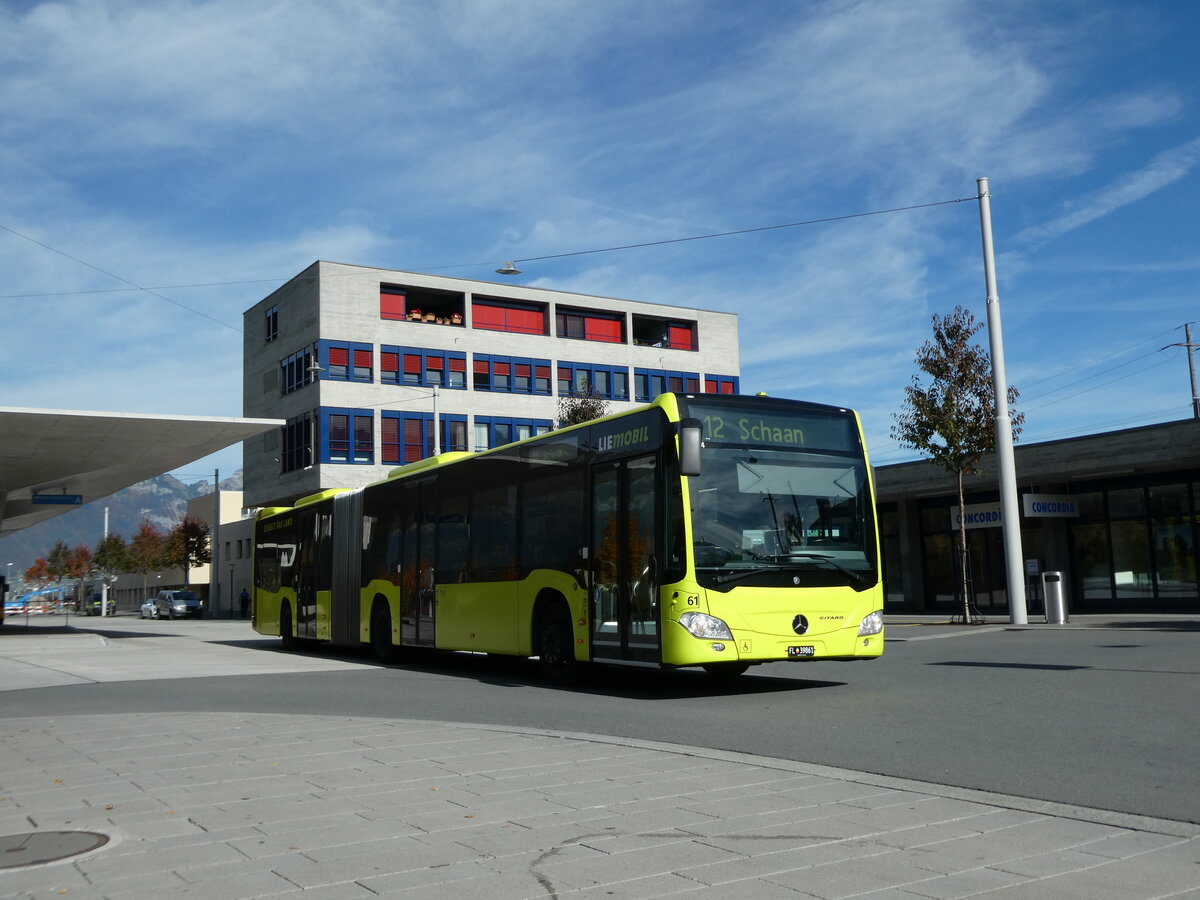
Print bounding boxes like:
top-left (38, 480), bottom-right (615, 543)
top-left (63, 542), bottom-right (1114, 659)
top-left (538, 606), bottom-right (576, 683)
top-left (280, 603), bottom-right (295, 651)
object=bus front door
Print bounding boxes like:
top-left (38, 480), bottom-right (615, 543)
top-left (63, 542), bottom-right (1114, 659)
top-left (590, 454), bottom-right (660, 664)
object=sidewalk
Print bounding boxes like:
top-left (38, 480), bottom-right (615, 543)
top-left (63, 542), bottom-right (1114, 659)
top-left (1, 623), bottom-right (1198, 898)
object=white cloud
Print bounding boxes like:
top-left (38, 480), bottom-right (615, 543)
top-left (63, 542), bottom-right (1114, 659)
top-left (1015, 136), bottom-right (1200, 246)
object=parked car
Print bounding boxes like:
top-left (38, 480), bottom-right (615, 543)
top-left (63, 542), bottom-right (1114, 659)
top-left (84, 593), bottom-right (114, 616)
top-left (153, 590), bottom-right (202, 620)
top-left (139, 596), bottom-right (158, 619)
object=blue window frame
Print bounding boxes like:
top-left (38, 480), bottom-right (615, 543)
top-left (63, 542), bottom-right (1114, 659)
top-left (473, 355), bottom-right (552, 394)
top-left (703, 375), bottom-right (740, 395)
top-left (382, 412), bottom-right (468, 464)
top-left (380, 345), bottom-right (467, 389)
top-left (556, 362), bottom-right (629, 400)
top-left (319, 340), bottom-right (374, 382)
top-left (633, 368), bottom-right (700, 402)
top-left (321, 407), bottom-right (374, 464)
top-left (473, 416), bottom-right (553, 451)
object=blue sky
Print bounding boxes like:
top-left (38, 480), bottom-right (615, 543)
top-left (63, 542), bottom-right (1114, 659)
top-left (2, 0), bottom-right (1198, 483)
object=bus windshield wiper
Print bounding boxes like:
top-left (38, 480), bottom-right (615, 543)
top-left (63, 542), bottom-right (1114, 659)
top-left (712, 554), bottom-right (867, 587)
top-left (771, 552), bottom-right (869, 588)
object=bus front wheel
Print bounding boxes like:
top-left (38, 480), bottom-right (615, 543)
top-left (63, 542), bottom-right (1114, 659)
top-left (370, 602), bottom-right (398, 663)
top-left (538, 606), bottom-right (576, 683)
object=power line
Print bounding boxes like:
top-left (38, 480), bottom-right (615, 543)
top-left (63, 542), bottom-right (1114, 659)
top-left (1, 194), bottom-right (978, 301)
top-left (0, 223), bottom-right (239, 330)
top-left (500, 196), bottom-right (979, 266)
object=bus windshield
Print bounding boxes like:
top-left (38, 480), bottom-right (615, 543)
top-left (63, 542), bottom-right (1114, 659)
top-left (683, 400), bottom-right (877, 592)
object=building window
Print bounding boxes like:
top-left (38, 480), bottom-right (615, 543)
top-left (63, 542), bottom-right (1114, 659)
top-left (322, 408), bottom-right (374, 464)
top-left (703, 375), bottom-right (739, 395)
top-left (473, 355), bottom-right (552, 394)
top-left (381, 346), bottom-right (467, 389)
top-left (281, 412), bottom-right (315, 473)
top-left (320, 341), bottom-right (374, 383)
top-left (633, 368), bottom-right (700, 402)
top-left (380, 286), bottom-right (406, 321)
top-left (632, 314), bottom-right (697, 350)
top-left (473, 416), bottom-right (552, 450)
top-left (555, 306), bottom-right (625, 343)
top-left (471, 297), bottom-right (548, 335)
top-left (280, 345), bottom-right (318, 395)
top-left (557, 362), bottom-right (629, 400)
top-left (265, 305), bottom-right (278, 343)
top-left (382, 412), bottom-right (468, 464)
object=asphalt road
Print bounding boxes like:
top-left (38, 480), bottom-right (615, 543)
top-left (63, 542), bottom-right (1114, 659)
top-left (2, 615), bottom-right (1197, 825)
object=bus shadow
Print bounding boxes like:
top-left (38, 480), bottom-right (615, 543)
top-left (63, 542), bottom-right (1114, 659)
top-left (236, 639), bottom-right (846, 698)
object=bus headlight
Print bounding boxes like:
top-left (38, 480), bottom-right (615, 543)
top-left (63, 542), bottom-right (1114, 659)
top-left (679, 611), bottom-right (733, 640)
top-left (857, 610), bottom-right (884, 636)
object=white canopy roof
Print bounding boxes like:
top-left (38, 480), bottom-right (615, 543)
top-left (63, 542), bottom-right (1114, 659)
top-left (0, 407), bottom-right (281, 537)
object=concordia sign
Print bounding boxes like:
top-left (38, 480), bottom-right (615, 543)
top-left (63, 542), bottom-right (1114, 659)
top-left (1022, 493), bottom-right (1080, 518)
top-left (951, 502), bottom-right (1003, 530)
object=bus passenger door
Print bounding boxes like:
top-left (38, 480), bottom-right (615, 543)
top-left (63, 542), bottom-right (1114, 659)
top-left (400, 480), bottom-right (436, 647)
top-left (590, 454), bottom-right (660, 663)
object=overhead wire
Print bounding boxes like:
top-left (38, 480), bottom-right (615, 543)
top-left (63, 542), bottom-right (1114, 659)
top-left (0, 223), bottom-right (239, 330)
top-left (0, 194), bottom-right (979, 303)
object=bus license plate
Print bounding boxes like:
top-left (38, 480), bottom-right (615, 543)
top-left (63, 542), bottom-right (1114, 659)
top-left (788, 646), bottom-right (815, 658)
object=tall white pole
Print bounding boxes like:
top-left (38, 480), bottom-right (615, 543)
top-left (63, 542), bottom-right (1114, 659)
top-left (977, 178), bottom-right (1027, 625)
top-left (432, 385), bottom-right (442, 455)
top-left (100, 507), bottom-right (109, 617)
top-left (211, 469), bottom-right (221, 618)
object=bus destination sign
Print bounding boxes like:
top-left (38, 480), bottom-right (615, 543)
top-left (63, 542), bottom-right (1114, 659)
top-left (690, 403), bottom-right (857, 453)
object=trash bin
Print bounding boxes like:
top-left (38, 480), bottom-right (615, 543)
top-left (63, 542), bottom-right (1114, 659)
top-left (1041, 571), bottom-right (1069, 624)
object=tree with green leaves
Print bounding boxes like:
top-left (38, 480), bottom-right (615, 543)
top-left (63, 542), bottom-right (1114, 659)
top-left (891, 305), bottom-right (1024, 624)
top-left (164, 514), bottom-right (212, 587)
top-left (557, 389), bottom-right (609, 428)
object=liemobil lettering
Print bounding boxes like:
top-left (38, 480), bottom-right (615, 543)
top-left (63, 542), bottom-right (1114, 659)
top-left (595, 425), bottom-right (650, 453)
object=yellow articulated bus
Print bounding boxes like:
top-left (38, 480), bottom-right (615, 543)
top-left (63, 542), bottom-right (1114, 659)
top-left (252, 392), bottom-right (884, 681)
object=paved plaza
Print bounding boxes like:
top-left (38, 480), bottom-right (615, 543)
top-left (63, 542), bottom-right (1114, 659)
top-left (0, 622), bottom-right (1196, 898)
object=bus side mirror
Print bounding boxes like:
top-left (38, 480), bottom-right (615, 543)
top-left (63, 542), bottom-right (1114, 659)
top-left (679, 418), bottom-right (702, 477)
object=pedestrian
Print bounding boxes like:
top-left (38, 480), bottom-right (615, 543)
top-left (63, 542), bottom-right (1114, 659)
top-left (239, 588), bottom-right (250, 619)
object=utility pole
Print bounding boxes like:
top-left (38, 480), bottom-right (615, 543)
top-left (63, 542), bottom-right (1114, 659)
top-left (1166, 323), bottom-right (1200, 419)
top-left (211, 469), bottom-right (221, 618)
top-left (977, 177), bottom-right (1027, 626)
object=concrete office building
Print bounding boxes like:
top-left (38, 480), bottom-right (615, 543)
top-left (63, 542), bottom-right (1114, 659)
top-left (874, 418), bottom-right (1200, 615)
top-left (243, 261), bottom-right (740, 508)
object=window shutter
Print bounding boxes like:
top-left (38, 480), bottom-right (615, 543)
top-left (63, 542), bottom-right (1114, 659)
top-left (380, 290), bottom-right (406, 320)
